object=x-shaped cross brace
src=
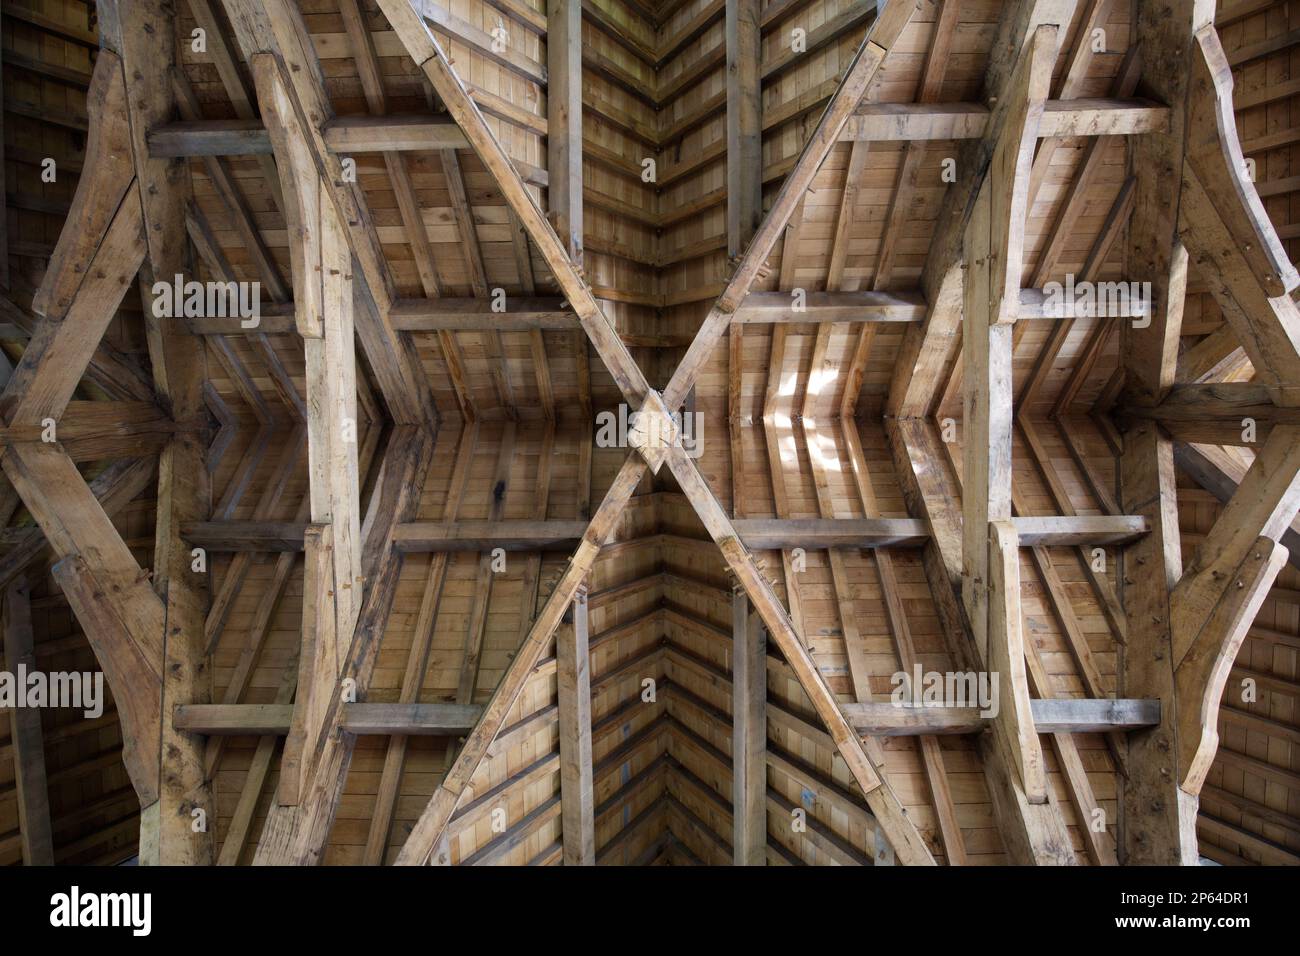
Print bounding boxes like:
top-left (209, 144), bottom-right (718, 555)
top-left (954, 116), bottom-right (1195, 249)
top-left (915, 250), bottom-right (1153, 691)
top-left (376, 0), bottom-right (936, 865)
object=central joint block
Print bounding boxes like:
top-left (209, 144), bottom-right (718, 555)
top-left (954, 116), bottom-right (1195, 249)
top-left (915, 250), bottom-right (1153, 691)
top-left (627, 390), bottom-right (676, 473)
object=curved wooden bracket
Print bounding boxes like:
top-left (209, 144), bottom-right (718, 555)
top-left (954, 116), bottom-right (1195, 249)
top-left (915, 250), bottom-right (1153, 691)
top-left (1176, 537), bottom-right (1287, 797)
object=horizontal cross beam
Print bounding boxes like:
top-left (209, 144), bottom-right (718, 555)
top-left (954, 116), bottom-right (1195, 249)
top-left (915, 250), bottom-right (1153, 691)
top-left (844, 698), bottom-right (1161, 736)
top-left (174, 702), bottom-right (483, 736)
top-left (182, 514), bottom-right (1149, 552)
top-left (148, 116), bottom-right (550, 188)
top-left (178, 285), bottom-right (1147, 338)
top-left (177, 697), bottom-right (1158, 739)
top-left (841, 98), bottom-right (1169, 141)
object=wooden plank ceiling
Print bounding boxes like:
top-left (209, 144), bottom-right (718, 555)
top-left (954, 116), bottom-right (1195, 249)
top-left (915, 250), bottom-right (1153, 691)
top-left (0, 0), bottom-right (1296, 867)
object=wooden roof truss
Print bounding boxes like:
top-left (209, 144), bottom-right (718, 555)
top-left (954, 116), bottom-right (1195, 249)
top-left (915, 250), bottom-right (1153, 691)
top-left (1, 0), bottom-right (1297, 866)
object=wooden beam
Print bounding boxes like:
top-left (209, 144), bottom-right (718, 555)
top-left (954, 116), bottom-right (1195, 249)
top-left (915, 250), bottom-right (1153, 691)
top-left (843, 698), bottom-right (1160, 735)
top-left (725, 0), bottom-right (761, 258)
top-left (1, 185), bottom-right (145, 426)
top-left (888, 418), bottom-right (1076, 864)
top-left (0, 401), bottom-right (178, 462)
top-left (840, 98), bottom-right (1168, 141)
top-left (1123, 381), bottom-right (1300, 445)
top-left (888, 1), bottom-right (1072, 419)
top-left (962, 22), bottom-right (1055, 662)
top-left (1, 444), bottom-right (164, 805)
top-left (734, 290), bottom-right (926, 323)
top-left (364, 421), bottom-right (474, 864)
top-left (21, 53), bottom-right (135, 327)
top-left (736, 518), bottom-right (928, 549)
top-left (222, 1), bottom-right (434, 424)
top-left (376, 0), bottom-right (653, 427)
top-left (1010, 515), bottom-right (1147, 546)
top-left (1176, 442), bottom-right (1300, 572)
top-left (1177, 324), bottom-right (1250, 384)
top-left (731, 589), bottom-right (766, 865)
top-left (0, 296), bottom-right (154, 405)
top-left (0, 457), bottom-right (156, 590)
top-left (989, 520), bottom-right (1048, 803)
top-left (557, 583), bottom-right (595, 865)
top-left (1180, 26), bottom-right (1300, 402)
top-left (101, 0), bottom-right (218, 866)
top-left (174, 702), bottom-right (484, 735)
top-left (1175, 538), bottom-right (1287, 799)
top-left (254, 52), bottom-right (364, 809)
top-left (548, 0), bottom-right (582, 265)
top-left (148, 114), bottom-right (472, 155)
top-left (1120, 418), bottom-right (1191, 863)
top-left (1171, 426), bottom-right (1300, 697)
top-left (1117, 0), bottom-right (1219, 868)
top-left (185, 515), bottom-right (1146, 552)
top-left (2, 576), bottom-right (53, 864)
top-left (664, 444), bottom-right (935, 865)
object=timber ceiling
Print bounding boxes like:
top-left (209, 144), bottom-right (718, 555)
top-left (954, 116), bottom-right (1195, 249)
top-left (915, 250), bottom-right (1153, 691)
top-left (0, 0), bottom-right (1297, 868)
